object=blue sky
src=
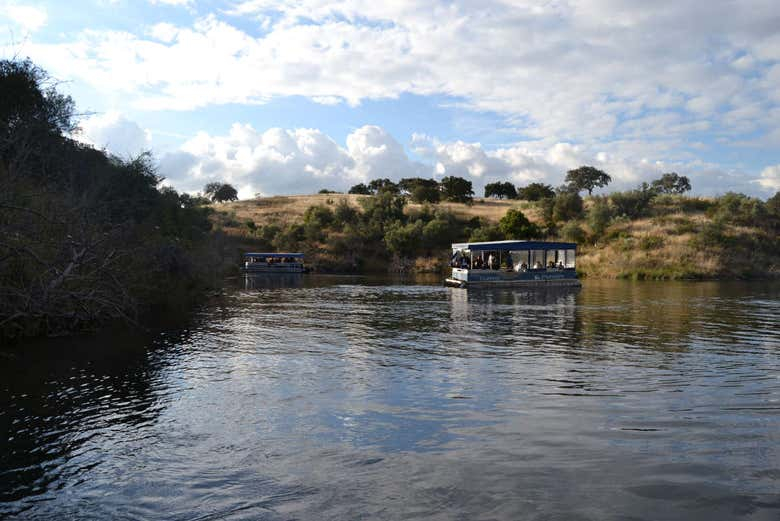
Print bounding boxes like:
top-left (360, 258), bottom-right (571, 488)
top-left (2, 0), bottom-right (780, 197)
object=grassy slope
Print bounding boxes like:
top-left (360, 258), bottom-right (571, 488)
top-left (213, 195), bottom-right (779, 279)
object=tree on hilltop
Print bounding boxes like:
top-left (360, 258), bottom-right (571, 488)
top-left (651, 172), bottom-right (691, 194)
top-left (565, 166), bottom-right (612, 195)
top-left (203, 182), bottom-right (238, 203)
top-left (484, 181), bottom-right (517, 199)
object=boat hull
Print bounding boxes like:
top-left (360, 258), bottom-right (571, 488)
top-left (242, 265), bottom-right (305, 273)
top-left (445, 277), bottom-right (580, 288)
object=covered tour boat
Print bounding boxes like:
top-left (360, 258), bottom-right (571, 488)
top-left (445, 240), bottom-right (580, 288)
top-left (242, 252), bottom-right (305, 273)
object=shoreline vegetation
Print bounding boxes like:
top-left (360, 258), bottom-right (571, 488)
top-left (2, 57), bottom-right (779, 341)
top-left (217, 188), bottom-right (780, 281)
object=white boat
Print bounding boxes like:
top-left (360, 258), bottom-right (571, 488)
top-left (242, 252), bottom-right (305, 273)
top-left (445, 240), bottom-right (581, 288)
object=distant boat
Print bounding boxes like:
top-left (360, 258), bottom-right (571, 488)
top-left (445, 240), bottom-right (581, 288)
top-left (242, 252), bottom-right (305, 273)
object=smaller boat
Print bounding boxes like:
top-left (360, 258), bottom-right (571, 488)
top-left (242, 252), bottom-right (305, 273)
top-left (445, 240), bottom-right (581, 288)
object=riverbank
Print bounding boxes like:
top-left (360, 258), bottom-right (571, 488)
top-left (212, 192), bottom-right (780, 280)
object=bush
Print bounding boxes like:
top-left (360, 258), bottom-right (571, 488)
top-left (303, 205), bottom-right (335, 228)
top-left (610, 186), bottom-right (656, 219)
top-left (517, 182), bottom-right (555, 201)
top-left (560, 222), bottom-right (586, 243)
top-left (587, 198), bottom-right (612, 239)
top-left (384, 220), bottom-right (424, 256)
top-left (552, 192), bottom-right (584, 222)
top-left (469, 225), bottom-right (504, 242)
top-left (499, 208), bottom-right (541, 239)
top-left (639, 235), bottom-right (664, 250)
top-left (709, 192), bottom-right (766, 227)
top-left (333, 199), bottom-right (359, 228)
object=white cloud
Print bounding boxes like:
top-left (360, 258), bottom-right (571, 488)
top-left (77, 112), bottom-right (152, 158)
top-left (757, 164), bottom-right (780, 191)
top-left (2, 2), bottom-right (47, 32)
top-left (11, 0), bottom-right (780, 150)
top-left (153, 122), bottom-right (767, 198)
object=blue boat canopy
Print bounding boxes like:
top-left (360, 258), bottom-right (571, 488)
top-left (244, 252), bottom-right (304, 258)
top-left (451, 240), bottom-right (576, 251)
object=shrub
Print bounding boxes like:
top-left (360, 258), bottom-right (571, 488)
top-left (587, 198), bottom-right (613, 239)
top-left (709, 192), bottom-right (766, 227)
top-left (517, 182), bottom-right (555, 201)
top-left (303, 205), bottom-right (335, 228)
top-left (333, 199), bottom-right (359, 228)
top-left (560, 222), bottom-right (586, 243)
top-left (639, 235), bottom-right (664, 250)
top-left (553, 192), bottom-right (584, 222)
top-left (469, 225), bottom-right (504, 242)
top-left (384, 220), bottom-right (424, 256)
top-left (610, 186), bottom-right (656, 218)
top-left (499, 208), bottom-right (542, 239)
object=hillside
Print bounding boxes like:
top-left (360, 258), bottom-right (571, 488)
top-left (212, 192), bottom-right (780, 280)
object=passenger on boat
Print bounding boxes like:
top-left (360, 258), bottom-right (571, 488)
top-left (487, 253), bottom-right (495, 270)
top-left (533, 261), bottom-right (543, 269)
top-left (557, 261), bottom-right (564, 269)
top-left (520, 262), bottom-right (528, 271)
top-left (460, 256), bottom-right (469, 269)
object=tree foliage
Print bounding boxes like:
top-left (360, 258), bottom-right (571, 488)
top-left (484, 181), bottom-right (517, 199)
top-left (348, 183), bottom-right (372, 195)
top-left (651, 172), bottom-right (691, 194)
top-left (204, 182), bottom-right (238, 203)
top-left (517, 182), bottom-right (555, 201)
top-left (0, 58), bottom-right (216, 340)
top-left (498, 209), bottom-right (541, 239)
top-left (440, 176), bottom-right (474, 203)
top-left (399, 177), bottom-right (441, 203)
top-left (565, 166), bottom-right (612, 195)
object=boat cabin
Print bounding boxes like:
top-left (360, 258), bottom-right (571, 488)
top-left (446, 240), bottom-right (580, 287)
top-left (243, 252), bottom-right (305, 273)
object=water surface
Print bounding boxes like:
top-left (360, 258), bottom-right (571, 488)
top-left (1, 278), bottom-right (779, 520)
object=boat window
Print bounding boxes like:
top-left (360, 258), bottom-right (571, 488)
top-left (510, 250), bottom-right (529, 271)
top-left (565, 249), bottom-right (576, 268)
top-left (531, 250), bottom-right (545, 269)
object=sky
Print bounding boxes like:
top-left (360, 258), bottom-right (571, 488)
top-left (2, 0), bottom-right (780, 198)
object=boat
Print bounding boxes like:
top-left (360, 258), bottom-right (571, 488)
top-left (242, 252), bottom-right (305, 273)
top-left (444, 240), bottom-right (581, 288)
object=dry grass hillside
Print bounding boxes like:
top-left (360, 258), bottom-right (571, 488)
top-left (212, 193), bottom-right (779, 279)
top-left (214, 194), bottom-right (537, 228)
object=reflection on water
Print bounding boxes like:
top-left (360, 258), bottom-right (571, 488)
top-left (1, 279), bottom-right (779, 520)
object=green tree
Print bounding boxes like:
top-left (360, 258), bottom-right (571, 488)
top-left (498, 208), bottom-right (541, 239)
top-left (348, 183), bottom-right (372, 195)
top-left (440, 176), bottom-right (474, 203)
top-left (552, 192), bottom-right (584, 221)
top-left (368, 178), bottom-right (400, 195)
top-left (484, 181), bottom-right (517, 199)
top-left (517, 182), bottom-right (555, 201)
top-left (204, 182), bottom-right (238, 203)
top-left (565, 166), bottom-right (612, 195)
top-left (384, 220), bottom-right (424, 256)
top-left (560, 222), bottom-right (586, 243)
top-left (651, 172), bottom-right (691, 194)
top-left (587, 198), bottom-right (613, 239)
top-left (399, 178), bottom-right (440, 203)
top-left (610, 184), bottom-right (656, 218)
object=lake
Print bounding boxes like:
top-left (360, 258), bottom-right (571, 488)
top-left (1, 278), bottom-right (779, 520)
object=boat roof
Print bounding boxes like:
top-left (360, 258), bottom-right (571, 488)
top-left (244, 252), bottom-right (304, 258)
top-left (451, 240), bottom-right (577, 251)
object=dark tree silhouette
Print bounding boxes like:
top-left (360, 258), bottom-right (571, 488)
top-left (348, 183), bottom-right (372, 195)
top-left (565, 166), bottom-right (612, 195)
top-left (484, 181), bottom-right (517, 199)
top-left (517, 182), bottom-right (555, 201)
top-left (440, 176), bottom-right (474, 203)
top-left (204, 182), bottom-right (238, 202)
top-left (651, 172), bottom-right (691, 194)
